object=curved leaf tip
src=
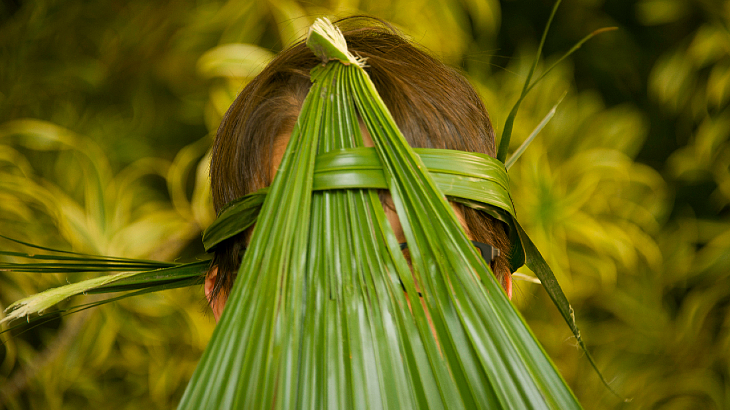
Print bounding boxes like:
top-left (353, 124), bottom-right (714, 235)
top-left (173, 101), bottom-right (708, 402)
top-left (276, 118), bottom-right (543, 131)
top-left (306, 18), bottom-right (365, 67)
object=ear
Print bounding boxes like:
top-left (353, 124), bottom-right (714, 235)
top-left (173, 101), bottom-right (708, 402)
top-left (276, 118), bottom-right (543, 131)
top-left (205, 266), bottom-right (225, 322)
top-left (204, 266), bottom-right (217, 303)
top-left (505, 273), bottom-right (513, 300)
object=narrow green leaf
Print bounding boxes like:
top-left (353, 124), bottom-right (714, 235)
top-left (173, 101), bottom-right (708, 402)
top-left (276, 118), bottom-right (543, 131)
top-left (497, 0), bottom-right (561, 162)
top-left (1, 271), bottom-right (138, 325)
top-left (514, 223), bottom-right (626, 401)
top-left (0, 261), bottom-right (208, 325)
top-left (496, 0), bottom-right (616, 164)
top-left (528, 27), bottom-right (618, 96)
top-left (0, 234), bottom-right (168, 265)
top-left (505, 91), bottom-right (566, 170)
top-left (201, 189), bottom-right (266, 252)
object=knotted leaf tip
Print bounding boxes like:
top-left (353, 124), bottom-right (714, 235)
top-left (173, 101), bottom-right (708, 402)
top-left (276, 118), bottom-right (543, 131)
top-left (306, 18), bottom-right (364, 67)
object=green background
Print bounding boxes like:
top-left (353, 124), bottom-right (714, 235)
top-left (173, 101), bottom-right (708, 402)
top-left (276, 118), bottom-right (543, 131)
top-left (1, 0), bottom-right (728, 408)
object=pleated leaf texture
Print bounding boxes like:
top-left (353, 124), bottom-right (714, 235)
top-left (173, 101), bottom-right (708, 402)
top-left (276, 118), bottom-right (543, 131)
top-left (178, 19), bottom-right (581, 410)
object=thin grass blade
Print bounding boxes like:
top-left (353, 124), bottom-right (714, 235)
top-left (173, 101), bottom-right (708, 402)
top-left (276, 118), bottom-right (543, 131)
top-left (505, 91), bottom-right (566, 170)
top-left (496, 0), bottom-right (561, 162)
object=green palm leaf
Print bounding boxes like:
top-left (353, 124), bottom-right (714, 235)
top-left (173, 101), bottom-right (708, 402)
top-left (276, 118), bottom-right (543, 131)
top-left (178, 19), bottom-right (581, 409)
top-left (0, 238), bottom-right (208, 328)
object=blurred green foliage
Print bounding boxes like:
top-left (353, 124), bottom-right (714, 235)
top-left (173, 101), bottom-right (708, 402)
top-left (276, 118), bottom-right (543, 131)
top-left (1, 0), bottom-right (728, 408)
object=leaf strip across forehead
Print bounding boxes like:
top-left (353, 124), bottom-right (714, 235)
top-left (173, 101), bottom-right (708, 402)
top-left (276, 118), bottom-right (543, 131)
top-left (202, 148), bottom-right (515, 253)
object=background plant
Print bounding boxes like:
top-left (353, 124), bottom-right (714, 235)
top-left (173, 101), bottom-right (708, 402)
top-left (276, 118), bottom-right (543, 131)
top-left (1, 0), bottom-right (727, 409)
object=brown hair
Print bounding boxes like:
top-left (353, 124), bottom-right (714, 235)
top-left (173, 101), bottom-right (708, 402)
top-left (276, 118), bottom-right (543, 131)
top-left (209, 18), bottom-right (510, 303)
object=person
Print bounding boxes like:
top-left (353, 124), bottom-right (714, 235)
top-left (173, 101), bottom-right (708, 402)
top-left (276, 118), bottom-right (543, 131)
top-left (203, 17), bottom-right (514, 321)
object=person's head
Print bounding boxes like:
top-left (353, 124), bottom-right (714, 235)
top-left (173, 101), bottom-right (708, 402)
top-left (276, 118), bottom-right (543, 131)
top-left (205, 17), bottom-right (512, 319)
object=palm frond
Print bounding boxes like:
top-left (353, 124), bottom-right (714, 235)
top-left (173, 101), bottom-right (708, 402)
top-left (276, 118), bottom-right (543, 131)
top-left (178, 18), bottom-right (582, 409)
top-left (0, 237), bottom-right (208, 328)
